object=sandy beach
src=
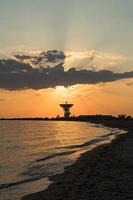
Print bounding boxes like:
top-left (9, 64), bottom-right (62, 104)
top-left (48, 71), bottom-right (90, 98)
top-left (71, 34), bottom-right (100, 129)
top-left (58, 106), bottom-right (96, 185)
top-left (22, 119), bottom-right (133, 200)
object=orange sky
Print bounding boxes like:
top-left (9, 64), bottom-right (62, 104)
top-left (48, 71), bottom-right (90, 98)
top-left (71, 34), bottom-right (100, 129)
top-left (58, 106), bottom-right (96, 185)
top-left (0, 78), bottom-right (133, 118)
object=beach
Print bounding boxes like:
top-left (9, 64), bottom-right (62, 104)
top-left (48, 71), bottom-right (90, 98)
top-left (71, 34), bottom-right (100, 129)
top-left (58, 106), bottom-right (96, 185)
top-left (22, 119), bottom-right (133, 200)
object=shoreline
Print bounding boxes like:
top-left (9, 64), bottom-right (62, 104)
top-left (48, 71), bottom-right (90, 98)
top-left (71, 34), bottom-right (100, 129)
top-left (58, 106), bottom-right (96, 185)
top-left (22, 120), bottom-right (133, 200)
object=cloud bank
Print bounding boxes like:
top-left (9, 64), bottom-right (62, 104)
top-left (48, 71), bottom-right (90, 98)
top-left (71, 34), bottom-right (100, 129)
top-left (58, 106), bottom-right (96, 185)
top-left (12, 50), bottom-right (133, 73)
top-left (0, 57), bottom-right (133, 90)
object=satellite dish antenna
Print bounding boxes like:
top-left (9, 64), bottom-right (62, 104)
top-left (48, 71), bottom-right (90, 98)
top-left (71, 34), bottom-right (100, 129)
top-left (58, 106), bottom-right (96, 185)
top-left (60, 102), bottom-right (73, 118)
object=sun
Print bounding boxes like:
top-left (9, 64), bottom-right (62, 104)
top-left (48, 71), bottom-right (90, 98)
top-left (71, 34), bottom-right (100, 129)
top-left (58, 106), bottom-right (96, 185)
top-left (55, 86), bottom-right (67, 93)
top-left (54, 86), bottom-right (70, 99)
top-left (53, 85), bottom-right (79, 100)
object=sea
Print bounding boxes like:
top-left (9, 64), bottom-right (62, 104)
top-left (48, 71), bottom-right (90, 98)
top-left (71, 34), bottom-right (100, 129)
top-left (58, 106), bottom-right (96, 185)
top-left (0, 120), bottom-right (126, 200)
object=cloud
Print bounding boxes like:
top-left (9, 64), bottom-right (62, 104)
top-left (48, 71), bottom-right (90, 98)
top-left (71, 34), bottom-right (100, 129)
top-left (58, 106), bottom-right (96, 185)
top-left (14, 50), bottom-right (66, 67)
top-left (64, 51), bottom-right (133, 73)
top-left (0, 59), bottom-right (133, 90)
top-left (0, 59), bottom-right (32, 72)
top-left (15, 54), bottom-right (35, 61)
top-left (12, 50), bottom-right (133, 73)
top-left (64, 50), bottom-right (97, 71)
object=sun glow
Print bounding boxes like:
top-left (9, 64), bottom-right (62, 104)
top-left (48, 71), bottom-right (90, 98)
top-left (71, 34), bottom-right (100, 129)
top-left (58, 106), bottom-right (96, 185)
top-left (53, 86), bottom-right (79, 101)
top-left (55, 86), bottom-right (67, 93)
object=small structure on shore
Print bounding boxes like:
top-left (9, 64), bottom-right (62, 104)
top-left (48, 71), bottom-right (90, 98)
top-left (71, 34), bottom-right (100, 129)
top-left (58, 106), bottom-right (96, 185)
top-left (60, 102), bottom-right (73, 119)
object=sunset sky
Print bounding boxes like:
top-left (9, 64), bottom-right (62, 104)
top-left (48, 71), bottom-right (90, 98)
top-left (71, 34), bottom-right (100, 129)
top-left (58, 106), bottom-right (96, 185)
top-left (0, 0), bottom-right (133, 118)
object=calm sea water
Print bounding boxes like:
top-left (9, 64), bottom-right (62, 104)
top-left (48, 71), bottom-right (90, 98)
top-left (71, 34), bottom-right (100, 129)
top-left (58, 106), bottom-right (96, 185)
top-left (0, 121), bottom-right (125, 200)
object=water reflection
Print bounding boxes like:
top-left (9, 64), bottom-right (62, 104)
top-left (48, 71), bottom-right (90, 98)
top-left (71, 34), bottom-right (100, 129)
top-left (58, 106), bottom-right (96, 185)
top-left (0, 121), bottom-right (125, 200)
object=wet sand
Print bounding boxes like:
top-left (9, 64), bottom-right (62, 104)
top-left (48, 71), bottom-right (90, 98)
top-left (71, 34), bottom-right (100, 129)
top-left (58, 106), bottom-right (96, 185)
top-left (22, 120), bottom-right (133, 200)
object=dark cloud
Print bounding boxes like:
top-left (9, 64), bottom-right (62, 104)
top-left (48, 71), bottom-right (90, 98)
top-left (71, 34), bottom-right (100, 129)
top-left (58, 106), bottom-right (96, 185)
top-left (42, 50), bottom-right (66, 62)
top-left (15, 55), bottom-right (35, 61)
top-left (0, 59), bottom-right (32, 72)
top-left (15, 50), bottom-right (66, 66)
top-left (0, 59), bottom-right (133, 90)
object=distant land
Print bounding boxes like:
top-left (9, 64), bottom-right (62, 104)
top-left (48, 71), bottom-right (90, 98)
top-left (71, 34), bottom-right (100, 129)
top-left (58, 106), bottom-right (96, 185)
top-left (0, 114), bottom-right (132, 121)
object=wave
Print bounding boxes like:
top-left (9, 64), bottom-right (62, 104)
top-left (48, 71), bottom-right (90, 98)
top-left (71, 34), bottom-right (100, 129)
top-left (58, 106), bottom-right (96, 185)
top-left (36, 150), bottom-right (76, 162)
top-left (0, 175), bottom-right (46, 190)
top-left (61, 130), bottom-right (118, 150)
top-left (35, 130), bottom-right (119, 163)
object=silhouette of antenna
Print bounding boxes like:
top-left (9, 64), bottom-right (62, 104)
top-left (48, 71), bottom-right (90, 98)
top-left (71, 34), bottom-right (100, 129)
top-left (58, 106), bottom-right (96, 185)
top-left (60, 102), bottom-right (73, 118)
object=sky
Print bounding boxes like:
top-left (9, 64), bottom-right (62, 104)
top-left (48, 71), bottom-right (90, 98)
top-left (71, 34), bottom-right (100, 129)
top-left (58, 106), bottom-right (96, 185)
top-left (0, 0), bottom-right (133, 117)
top-left (0, 0), bottom-right (133, 52)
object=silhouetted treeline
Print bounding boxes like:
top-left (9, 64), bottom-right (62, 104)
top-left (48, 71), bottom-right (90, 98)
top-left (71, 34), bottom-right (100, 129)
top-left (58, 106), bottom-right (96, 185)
top-left (0, 114), bottom-right (132, 121)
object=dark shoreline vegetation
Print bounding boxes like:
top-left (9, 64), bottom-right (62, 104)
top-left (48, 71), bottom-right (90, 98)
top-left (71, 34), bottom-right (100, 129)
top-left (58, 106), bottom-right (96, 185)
top-left (0, 114), bottom-right (132, 121)
top-left (19, 118), bottom-right (133, 200)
